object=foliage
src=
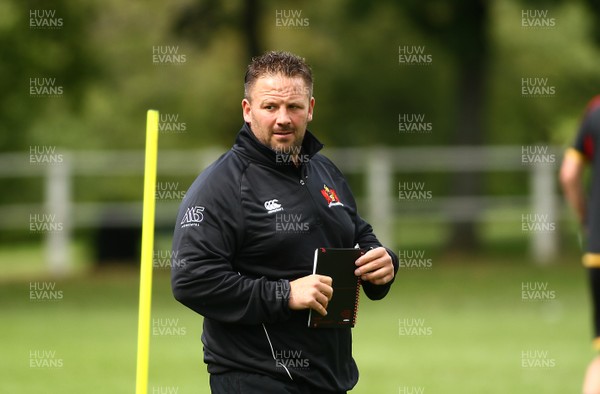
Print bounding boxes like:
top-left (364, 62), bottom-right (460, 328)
top-left (2, 0), bottom-right (600, 243)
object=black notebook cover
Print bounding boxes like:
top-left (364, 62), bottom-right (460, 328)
top-left (308, 248), bottom-right (364, 328)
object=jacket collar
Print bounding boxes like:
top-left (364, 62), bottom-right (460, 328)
top-left (232, 123), bottom-right (324, 168)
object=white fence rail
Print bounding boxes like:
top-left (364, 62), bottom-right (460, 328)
top-left (0, 146), bottom-right (564, 274)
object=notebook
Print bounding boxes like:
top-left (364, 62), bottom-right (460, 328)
top-left (307, 247), bottom-right (364, 328)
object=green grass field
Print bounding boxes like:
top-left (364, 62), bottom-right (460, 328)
top-left (0, 251), bottom-right (594, 393)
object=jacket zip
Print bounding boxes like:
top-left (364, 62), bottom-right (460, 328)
top-left (299, 164), bottom-right (322, 227)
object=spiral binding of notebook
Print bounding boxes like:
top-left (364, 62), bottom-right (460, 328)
top-left (352, 278), bottom-right (361, 326)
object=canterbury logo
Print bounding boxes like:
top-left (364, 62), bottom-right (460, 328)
top-left (264, 199), bottom-right (283, 214)
top-left (180, 206), bottom-right (205, 227)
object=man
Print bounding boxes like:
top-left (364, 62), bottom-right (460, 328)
top-left (171, 51), bottom-right (398, 393)
top-left (560, 95), bottom-right (600, 393)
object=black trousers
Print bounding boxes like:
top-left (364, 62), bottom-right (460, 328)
top-left (589, 268), bottom-right (600, 339)
top-left (209, 371), bottom-right (348, 394)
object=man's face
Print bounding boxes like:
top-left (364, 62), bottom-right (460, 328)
top-left (242, 74), bottom-right (315, 152)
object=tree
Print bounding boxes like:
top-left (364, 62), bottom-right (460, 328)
top-left (347, 0), bottom-right (600, 252)
top-left (0, 0), bottom-right (99, 152)
top-left (172, 0), bottom-right (263, 61)
top-left (403, 0), bottom-right (489, 251)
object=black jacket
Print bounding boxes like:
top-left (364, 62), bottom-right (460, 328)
top-left (171, 123), bottom-right (398, 391)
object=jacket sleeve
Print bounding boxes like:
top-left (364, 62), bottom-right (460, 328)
top-left (573, 105), bottom-right (600, 160)
top-left (171, 167), bottom-right (291, 325)
top-left (354, 214), bottom-right (399, 300)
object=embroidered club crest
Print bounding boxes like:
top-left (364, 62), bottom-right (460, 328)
top-left (320, 184), bottom-right (344, 208)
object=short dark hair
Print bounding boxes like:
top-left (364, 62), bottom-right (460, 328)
top-left (244, 51), bottom-right (313, 99)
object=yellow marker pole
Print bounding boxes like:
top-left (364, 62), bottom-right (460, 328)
top-left (135, 110), bottom-right (159, 394)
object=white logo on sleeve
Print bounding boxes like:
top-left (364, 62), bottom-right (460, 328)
top-left (264, 199), bottom-right (283, 214)
top-left (180, 206), bottom-right (205, 227)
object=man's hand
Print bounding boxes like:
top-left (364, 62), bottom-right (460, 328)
top-left (354, 247), bottom-right (395, 285)
top-left (288, 274), bottom-right (333, 316)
